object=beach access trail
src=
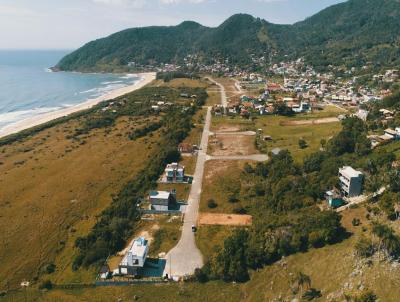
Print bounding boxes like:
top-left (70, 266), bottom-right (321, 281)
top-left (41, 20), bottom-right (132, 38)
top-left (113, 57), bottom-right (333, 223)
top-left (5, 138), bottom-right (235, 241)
top-left (0, 72), bottom-right (156, 139)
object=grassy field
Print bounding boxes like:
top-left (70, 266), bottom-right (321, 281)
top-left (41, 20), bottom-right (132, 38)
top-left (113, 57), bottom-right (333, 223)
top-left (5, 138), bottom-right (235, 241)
top-left (6, 206), bottom-right (400, 301)
top-left (195, 225), bottom-right (233, 262)
top-left (255, 108), bottom-right (344, 162)
top-left (0, 282), bottom-right (242, 302)
top-left (0, 77), bottom-right (212, 291)
top-left (0, 115), bottom-right (160, 289)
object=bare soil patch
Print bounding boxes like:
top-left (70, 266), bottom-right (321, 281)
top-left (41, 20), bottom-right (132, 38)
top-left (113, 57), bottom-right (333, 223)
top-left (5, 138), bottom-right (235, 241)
top-left (281, 117), bottom-right (339, 126)
top-left (198, 213), bottom-right (252, 226)
top-left (209, 134), bottom-right (257, 156)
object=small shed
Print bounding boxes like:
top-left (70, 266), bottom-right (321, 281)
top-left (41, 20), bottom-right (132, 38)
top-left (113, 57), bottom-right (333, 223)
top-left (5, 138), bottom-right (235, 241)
top-left (271, 148), bottom-right (282, 156)
top-left (99, 265), bottom-right (111, 280)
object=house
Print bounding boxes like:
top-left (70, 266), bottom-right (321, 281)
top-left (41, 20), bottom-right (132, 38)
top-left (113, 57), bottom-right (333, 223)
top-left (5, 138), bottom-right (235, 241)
top-left (356, 109), bottom-right (369, 122)
top-left (149, 190), bottom-right (176, 211)
top-left (292, 102), bottom-right (311, 113)
top-left (117, 237), bottom-right (148, 276)
top-left (164, 163), bottom-right (185, 182)
top-left (384, 128), bottom-right (397, 139)
top-left (338, 166), bottom-right (363, 197)
top-left (178, 143), bottom-right (194, 154)
top-left (325, 190), bottom-right (345, 208)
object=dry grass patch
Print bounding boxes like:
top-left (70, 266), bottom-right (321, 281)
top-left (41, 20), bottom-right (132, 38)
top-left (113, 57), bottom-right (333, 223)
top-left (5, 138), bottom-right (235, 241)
top-left (198, 213), bottom-right (252, 226)
top-left (0, 116), bottom-right (160, 289)
top-left (200, 160), bottom-right (250, 214)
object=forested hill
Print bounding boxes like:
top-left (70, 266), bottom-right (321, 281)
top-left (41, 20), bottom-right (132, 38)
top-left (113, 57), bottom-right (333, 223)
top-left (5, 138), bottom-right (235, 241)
top-left (56, 0), bottom-right (400, 72)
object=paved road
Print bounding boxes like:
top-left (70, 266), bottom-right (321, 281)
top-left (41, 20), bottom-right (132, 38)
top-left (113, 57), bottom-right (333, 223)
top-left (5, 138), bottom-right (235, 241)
top-left (163, 107), bottom-right (212, 278)
top-left (206, 154), bottom-right (268, 162)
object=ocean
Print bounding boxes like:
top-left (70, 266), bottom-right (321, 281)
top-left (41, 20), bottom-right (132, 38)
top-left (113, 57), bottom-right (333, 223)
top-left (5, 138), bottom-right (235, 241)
top-left (0, 50), bottom-right (140, 134)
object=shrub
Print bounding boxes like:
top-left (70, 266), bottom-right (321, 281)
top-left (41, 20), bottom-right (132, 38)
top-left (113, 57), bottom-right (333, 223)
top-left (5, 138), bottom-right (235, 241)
top-left (39, 280), bottom-right (53, 290)
top-left (207, 199), bottom-right (218, 209)
top-left (355, 236), bottom-right (375, 258)
top-left (194, 268), bottom-right (208, 283)
top-left (45, 263), bottom-right (56, 274)
top-left (298, 139), bottom-right (308, 149)
top-left (233, 206), bottom-right (247, 214)
top-left (228, 195), bottom-right (239, 203)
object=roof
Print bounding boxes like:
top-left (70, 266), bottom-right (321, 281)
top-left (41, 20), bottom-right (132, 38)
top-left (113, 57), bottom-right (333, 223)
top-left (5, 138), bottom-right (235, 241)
top-left (100, 265), bottom-right (110, 274)
top-left (149, 191), bottom-right (171, 199)
top-left (129, 237), bottom-right (147, 257)
top-left (120, 237), bottom-right (148, 266)
top-left (384, 128), bottom-right (397, 136)
top-left (339, 166), bottom-right (363, 178)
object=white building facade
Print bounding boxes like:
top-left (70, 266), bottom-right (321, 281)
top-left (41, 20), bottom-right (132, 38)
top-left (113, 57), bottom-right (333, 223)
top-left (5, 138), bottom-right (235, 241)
top-left (339, 166), bottom-right (363, 197)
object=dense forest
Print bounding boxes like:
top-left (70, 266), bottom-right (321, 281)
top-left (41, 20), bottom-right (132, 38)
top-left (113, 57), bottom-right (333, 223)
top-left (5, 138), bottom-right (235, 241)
top-left (57, 0), bottom-right (400, 72)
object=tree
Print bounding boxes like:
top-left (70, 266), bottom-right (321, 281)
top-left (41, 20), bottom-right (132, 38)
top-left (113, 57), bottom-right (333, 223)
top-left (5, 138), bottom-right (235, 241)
top-left (216, 229), bottom-right (249, 282)
top-left (39, 280), bottom-right (53, 290)
top-left (303, 151), bottom-right (326, 173)
top-left (273, 102), bottom-right (294, 116)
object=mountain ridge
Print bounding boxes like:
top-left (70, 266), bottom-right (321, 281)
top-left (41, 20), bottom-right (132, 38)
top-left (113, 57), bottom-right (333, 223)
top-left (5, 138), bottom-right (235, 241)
top-left (56, 0), bottom-right (400, 72)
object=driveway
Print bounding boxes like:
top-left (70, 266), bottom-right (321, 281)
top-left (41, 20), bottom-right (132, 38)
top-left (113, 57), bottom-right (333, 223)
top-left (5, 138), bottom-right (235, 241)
top-left (206, 154), bottom-right (268, 162)
top-left (207, 77), bottom-right (228, 109)
top-left (163, 107), bottom-right (212, 278)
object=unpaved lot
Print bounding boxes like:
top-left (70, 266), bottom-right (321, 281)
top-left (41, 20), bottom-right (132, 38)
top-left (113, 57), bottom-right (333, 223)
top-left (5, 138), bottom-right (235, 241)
top-left (209, 134), bottom-right (257, 156)
top-left (198, 213), bottom-right (252, 226)
top-left (281, 117), bottom-right (339, 126)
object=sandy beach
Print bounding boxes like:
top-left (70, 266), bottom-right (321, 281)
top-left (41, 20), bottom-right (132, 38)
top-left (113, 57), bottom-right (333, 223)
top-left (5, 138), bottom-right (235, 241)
top-left (0, 72), bottom-right (156, 139)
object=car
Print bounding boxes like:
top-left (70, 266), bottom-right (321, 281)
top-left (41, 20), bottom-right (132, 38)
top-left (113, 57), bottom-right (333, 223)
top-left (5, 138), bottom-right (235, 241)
top-left (191, 225), bottom-right (197, 232)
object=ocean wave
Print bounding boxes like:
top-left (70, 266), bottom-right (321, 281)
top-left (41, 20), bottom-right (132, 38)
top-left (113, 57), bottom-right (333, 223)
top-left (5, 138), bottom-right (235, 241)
top-left (79, 82), bottom-right (127, 98)
top-left (0, 107), bottom-right (61, 124)
top-left (101, 80), bottom-right (124, 85)
top-left (119, 74), bottom-right (138, 79)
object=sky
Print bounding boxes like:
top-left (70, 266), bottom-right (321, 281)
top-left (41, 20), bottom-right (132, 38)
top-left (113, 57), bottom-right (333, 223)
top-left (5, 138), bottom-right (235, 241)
top-left (0, 0), bottom-right (346, 50)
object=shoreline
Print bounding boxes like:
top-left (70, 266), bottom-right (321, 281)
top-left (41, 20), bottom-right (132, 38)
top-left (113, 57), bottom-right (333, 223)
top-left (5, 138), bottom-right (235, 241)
top-left (0, 72), bottom-right (156, 139)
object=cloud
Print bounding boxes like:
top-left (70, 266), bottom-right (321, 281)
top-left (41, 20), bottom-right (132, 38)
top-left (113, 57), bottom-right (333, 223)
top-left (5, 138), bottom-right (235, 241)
top-left (159, 0), bottom-right (206, 4)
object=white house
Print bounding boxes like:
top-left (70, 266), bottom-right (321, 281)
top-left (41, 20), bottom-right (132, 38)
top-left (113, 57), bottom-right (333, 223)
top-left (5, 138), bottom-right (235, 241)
top-left (116, 237), bottom-right (149, 276)
top-left (339, 166), bottom-right (363, 197)
top-left (149, 190), bottom-right (177, 211)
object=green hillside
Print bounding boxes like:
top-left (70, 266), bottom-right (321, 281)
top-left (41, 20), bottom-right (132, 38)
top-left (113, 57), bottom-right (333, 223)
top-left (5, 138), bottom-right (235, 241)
top-left (56, 0), bottom-right (400, 72)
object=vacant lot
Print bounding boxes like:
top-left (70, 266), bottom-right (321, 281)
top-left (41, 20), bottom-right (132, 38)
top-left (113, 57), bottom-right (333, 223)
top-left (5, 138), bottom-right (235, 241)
top-left (281, 116), bottom-right (339, 126)
top-left (198, 213), bottom-right (252, 226)
top-left (208, 134), bottom-right (257, 156)
top-left (211, 116), bottom-right (254, 133)
top-left (255, 111), bottom-right (343, 162)
top-left (200, 160), bottom-right (251, 214)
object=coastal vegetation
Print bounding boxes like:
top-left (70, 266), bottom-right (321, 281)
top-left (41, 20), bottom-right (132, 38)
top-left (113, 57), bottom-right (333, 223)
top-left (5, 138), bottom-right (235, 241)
top-left (0, 79), bottom-right (207, 290)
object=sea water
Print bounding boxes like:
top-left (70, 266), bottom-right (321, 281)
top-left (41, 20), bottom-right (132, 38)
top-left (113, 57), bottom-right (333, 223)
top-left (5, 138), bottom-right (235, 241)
top-left (0, 50), bottom-right (140, 132)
